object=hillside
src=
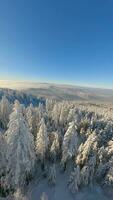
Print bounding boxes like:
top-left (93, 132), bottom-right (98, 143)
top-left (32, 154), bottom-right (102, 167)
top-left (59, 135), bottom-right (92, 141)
top-left (22, 83), bottom-right (113, 103)
top-left (0, 81), bottom-right (113, 103)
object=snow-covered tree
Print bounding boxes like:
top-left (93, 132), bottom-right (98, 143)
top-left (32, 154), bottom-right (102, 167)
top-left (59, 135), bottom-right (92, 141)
top-left (107, 139), bottom-right (113, 156)
top-left (48, 164), bottom-right (56, 185)
top-left (103, 139), bottom-right (113, 186)
top-left (68, 165), bottom-right (81, 192)
top-left (80, 155), bottom-right (97, 186)
top-left (13, 188), bottom-right (27, 200)
top-left (0, 135), bottom-right (7, 194)
top-left (5, 100), bottom-right (36, 190)
top-left (67, 108), bottom-right (76, 123)
top-left (38, 103), bottom-right (45, 121)
top-left (0, 96), bottom-right (11, 129)
top-left (52, 103), bottom-right (61, 127)
top-left (76, 131), bottom-right (98, 167)
top-left (46, 99), bottom-right (54, 118)
top-left (0, 135), bottom-right (6, 177)
top-left (96, 146), bottom-right (110, 184)
top-left (61, 121), bottom-right (78, 168)
top-left (104, 157), bottom-right (113, 186)
top-left (75, 131), bottom-right (98, 186)
top-left (26, 103), bottom-right (37, 137)
top-left (35, 103), bottom-right (47, 132)
top-left (88, 155), bottom-right (97, 184)
top-left (59, 102), bottom-right (69, 125)
top-left (96, 162), bottom-right (109, 183)
top-left (36, 118), bottom-right (48, 166)
top-left (0, 96), bottom-right (113, 195)
top-left (80, 165), bottom-right (90, 186)
top-left (50, 131), bottom-right (60, 161)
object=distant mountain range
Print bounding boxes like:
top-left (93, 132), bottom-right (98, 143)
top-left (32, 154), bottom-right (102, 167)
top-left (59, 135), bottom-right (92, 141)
top-left (0, 81), bottom-right (113, 103)
top-left (23, 84), bottom-right (113, 103)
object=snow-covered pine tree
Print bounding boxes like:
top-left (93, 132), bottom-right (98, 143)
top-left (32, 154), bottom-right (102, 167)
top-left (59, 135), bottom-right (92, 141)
top-left (38, 103), bottom-right (45, 121)
top-left (104, 157), bottom-right (113, 186)
top-left (61, 121), bottom-right (78, 169)
top-left (67, 108), bottom-right (76, 123)
top-left (76, 131), bottom-right (98, 167)
top-left (75, 130), bottom-right (98, 186)
top-left (50, 131), bottom-right (60, 162)
top-left (46, 99), bottom-right (54, 119)
top-left (80, 155), bottom-right (97, 187)
top-left (26, 103), bottom-right (37, 137)
top-left (48, 164), bottom-right (56, 185)
top-left (13, 188), bottom-right (27, 200)
top-left (68, 165), bottom-right (81, 192)
top-left (0, 135), bottom-right (6, 177)
top-left (59, 101), bottom-right (69, 125)
top-left (0, 96), bottom-right (11, 129)
top-left (96, 144), bottom-right (110, 184)
top-left (88, 155), bottom-right (97, 184)
top-left (104, 139), bottom-right (113, 186)
top-left (107, 139), bottom-right (113, 156)
top-left (35, 103), bottom-right (47, 132)
top-left (0, 134), bottom-right (7, 193)
top-left (80, 165), bottom-right (90, 186)
top-left (5, 100), bottom-right (36, 190)
top-left (36, 118), bottom-right (48, 168)
top-left (52, 103), bottom-right (61, 128)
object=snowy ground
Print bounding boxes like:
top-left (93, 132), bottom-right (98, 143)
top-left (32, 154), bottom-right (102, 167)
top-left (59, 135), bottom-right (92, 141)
top-left (27, 169), bottom-right (112, 200)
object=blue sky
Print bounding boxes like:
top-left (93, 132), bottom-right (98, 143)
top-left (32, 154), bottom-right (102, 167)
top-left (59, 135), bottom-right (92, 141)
top-left (0, 0), bottom-right (113, 88)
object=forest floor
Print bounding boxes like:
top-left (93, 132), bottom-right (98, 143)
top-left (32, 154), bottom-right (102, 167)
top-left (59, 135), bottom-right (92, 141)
top-left (26, 167), bottom-right (113, 200)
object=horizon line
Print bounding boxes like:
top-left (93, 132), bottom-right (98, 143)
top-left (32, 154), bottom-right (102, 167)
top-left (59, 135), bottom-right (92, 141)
top-left (0, 79), bottom-right (113, 90)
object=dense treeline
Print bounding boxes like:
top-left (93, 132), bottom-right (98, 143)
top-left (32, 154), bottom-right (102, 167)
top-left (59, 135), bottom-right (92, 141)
top-left (0, 96), bottom-right (113, 199)
top-left (0, 88), bottom-right (45, 106)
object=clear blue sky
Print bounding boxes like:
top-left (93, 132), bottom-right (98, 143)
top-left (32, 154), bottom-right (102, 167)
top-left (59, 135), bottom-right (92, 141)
top-left (0, 0), bottom-right (113, 88)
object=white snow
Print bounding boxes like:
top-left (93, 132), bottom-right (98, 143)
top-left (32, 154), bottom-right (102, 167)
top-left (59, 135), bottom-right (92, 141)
top-left (27, 168), bottom-right (112, 200)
